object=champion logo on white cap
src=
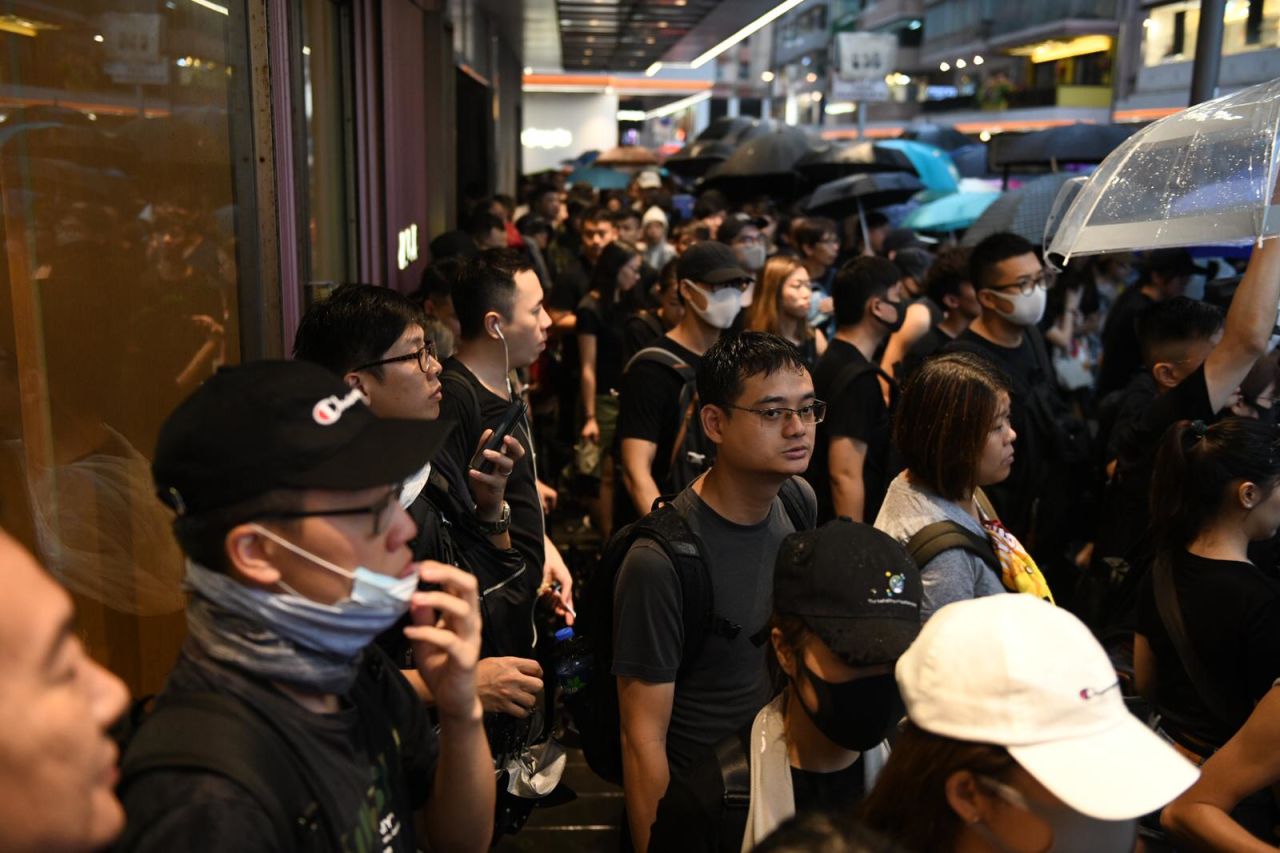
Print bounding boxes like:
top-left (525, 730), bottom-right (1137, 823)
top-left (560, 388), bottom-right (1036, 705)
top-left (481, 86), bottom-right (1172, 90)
top-left (312, 388), bottom-right (368, 426)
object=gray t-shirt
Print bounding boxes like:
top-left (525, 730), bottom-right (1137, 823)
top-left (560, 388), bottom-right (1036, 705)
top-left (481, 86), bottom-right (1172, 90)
top-left (874, 472), bottom-right (1006, 621)
top-left (611, 479), bottom-right (815, 771)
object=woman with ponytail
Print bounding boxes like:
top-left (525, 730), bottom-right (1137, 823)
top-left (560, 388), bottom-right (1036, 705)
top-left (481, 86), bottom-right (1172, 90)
top-left (1135, 417), bottom-right (1280, 771)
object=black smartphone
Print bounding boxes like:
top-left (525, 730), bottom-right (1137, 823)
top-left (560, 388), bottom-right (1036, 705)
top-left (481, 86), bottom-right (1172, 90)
top-left (469, 398), bottom-right (527, 474)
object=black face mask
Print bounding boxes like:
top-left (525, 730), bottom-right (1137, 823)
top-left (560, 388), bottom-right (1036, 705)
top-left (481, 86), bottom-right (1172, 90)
top-left (875, 298), bottom-right (906, 335)
top-left (795, 658), bottom-right (903, 752)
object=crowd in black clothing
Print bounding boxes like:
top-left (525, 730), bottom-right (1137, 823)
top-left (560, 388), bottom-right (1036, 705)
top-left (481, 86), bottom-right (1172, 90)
top-left (9, 165), bottom-right (1280, 853)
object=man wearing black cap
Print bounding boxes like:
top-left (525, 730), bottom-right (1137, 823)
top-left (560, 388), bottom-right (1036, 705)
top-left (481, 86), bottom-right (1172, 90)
top-left (614, 332), bottom-right (818, 852)
top-left (117, 360), bottom-right (494, 852)
top-left (1098, 248), bottom-right (1206, 396)
top-left (718, 213), bottom-right (768, 278)
top-left (615, 241), bottom-right (754, 524)
top-left (650, 520), bottom-right (923, 852)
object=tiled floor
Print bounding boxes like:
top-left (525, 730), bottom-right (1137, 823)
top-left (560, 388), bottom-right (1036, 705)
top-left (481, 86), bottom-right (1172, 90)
top-left (495, 747), bottom-right (625, 852)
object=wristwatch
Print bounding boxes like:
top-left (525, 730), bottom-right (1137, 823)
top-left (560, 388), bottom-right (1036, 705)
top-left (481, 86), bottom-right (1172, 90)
top-left (477, 501), bottom-right (511, 535)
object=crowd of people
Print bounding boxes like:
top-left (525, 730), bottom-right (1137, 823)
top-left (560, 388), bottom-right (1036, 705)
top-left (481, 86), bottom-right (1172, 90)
top-left (6, 163), bottom-right (1280, 853)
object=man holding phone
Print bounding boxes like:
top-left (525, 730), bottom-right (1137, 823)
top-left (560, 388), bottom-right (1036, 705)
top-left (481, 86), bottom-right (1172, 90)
top-left (440, 249), bottom-right (575, 624)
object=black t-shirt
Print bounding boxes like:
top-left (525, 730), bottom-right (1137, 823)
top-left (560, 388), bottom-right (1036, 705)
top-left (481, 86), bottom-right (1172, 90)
top-left (1136, 549), bottom-right (1280, 747)
top-left (1099, 286), bottom-right (1157, 396)
top-left (616, 334), bottom-right (705, 495)
top-left (118, 643), bottom-right (437, 852)
top-left (439, 357), bottom-right (545, 586)
top-left (575, 293), bottom-right (626, 395)
top-left (622, 311), bottom-right (667, 363)
top-left (944, 328), bottom-right (1052, 540)
top-left (650, 728), bottom-right (866, 853)
top-left (899, 324), bottom-right (955, 381)
top-left (611, 481), bottom-right (815, 770)
top-left (808, 339), bottom-right (896, 524)
top-left (1100, 365), bottom-right (1215, 563)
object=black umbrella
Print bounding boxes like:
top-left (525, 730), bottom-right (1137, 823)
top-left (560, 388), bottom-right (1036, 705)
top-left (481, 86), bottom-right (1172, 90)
top-left (806, 171), bottom-right (924, 246)
top-left (899, 123), bottom-right (972, 151)
top-left (664, 116), bottom-right (764, 177)
top-left (795, 141), bottom-right (915, 185)
top-left (989, 123), bottom-right (1139, 172)
top-left (962, 172), bottom-right (1077, 248)
top-left (699, 124), bottom-right (818, 201)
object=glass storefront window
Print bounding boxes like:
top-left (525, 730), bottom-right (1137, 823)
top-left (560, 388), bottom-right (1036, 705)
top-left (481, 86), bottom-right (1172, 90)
top-left (1143, 0), bottom-right (1280, 67)
top-left (0, 1), bottom-right (255, 695)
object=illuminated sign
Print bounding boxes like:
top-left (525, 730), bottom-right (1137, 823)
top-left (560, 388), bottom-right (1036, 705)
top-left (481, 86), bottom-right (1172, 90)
top-left (396, 224), bottom-right (419, 271)
top-left (521, 127), bottom-right (574, 150)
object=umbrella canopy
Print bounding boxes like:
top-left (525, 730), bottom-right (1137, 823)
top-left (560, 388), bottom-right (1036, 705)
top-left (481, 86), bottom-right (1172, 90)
top-left (950, 143), bottom-right (994, 179)
top-left (805, 172), bottom-right (925, 220)
top-left (665, 116), bottom-right (765, 177)
top-left (595, 145), bottom-right (660, 167)
top-left (877, 140), bottom-right (960, 193)
top-left (963, 172), bottom-right (1077, 247)
top-left (566, 165), bottom-right (631, 190)
top-left (899, 123), bottom-right (973, 151)
top-left (700, 124), bottom-right (818, 200)
top-left (903, 191), bottom-right (1001, 233)
top-left (1048, 78), bottom-right (1280, 261)
top-left (796, 140), bottom-right (958, 192)
top-left (989, 123), bottom-right (1139, 171)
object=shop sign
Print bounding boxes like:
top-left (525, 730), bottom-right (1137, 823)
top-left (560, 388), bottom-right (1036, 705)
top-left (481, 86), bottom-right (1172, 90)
top-left (397, 224), bottom-right (419, 271)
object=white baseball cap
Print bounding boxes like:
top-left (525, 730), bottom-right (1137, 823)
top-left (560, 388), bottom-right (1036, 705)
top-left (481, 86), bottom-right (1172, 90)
top-left (636, 170), bottom-right (662, 189)
top-left (895, 595), bottom-right (1198, 820)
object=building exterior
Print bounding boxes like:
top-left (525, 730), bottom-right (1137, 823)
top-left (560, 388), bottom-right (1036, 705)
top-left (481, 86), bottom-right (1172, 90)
top-left (0, 0), bottom-right (524, 695)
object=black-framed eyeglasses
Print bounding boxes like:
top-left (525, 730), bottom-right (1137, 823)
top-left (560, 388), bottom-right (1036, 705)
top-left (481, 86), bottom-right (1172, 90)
top-left (255, 483), bottom-right (403, 536)
top-left (724, 400), bottom-right (827, 425)
top-left (353, 341), bottom-right (437, 374)
top-left (990, 270), bottom-right (1055, 296)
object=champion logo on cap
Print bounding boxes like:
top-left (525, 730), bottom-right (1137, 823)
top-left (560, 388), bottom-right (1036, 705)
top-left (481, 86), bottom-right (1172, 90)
top-left (312, 388), bottom-right (368, 426)
top-left (1079, 681), bottom-right (1120, 701)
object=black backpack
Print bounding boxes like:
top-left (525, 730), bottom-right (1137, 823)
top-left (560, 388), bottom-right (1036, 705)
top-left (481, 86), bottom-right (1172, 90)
top-left (571, 477), bottom-right (815, 784)
top-left (623, 346), bottom-right (716, 494)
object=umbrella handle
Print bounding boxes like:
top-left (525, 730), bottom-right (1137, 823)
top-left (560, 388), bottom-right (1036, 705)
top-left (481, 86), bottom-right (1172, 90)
top-left (858, 198), bottom-right (870, 254)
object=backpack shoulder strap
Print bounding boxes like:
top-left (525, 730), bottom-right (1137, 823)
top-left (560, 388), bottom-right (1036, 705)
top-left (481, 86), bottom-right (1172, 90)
top-left (1152, 558), bottom-right (1244, 728)
top-left (441, 365), bottom-right (483, 425)
top-left (624, 345), bottom-right (693, 379)
top-left (906, 520), bottom-right (1000, 572)
top-left (778, 476), bottom-right (817, 532)
top-left (714, 731), bottom-right (751, 811)
top-left (828, 358), bottom-right (892, 407)
top-left (119, 691), bottom-right (320, 851)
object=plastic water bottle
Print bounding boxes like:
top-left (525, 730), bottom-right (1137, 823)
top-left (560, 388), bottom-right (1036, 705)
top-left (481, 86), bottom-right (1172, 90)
top-left (552, 627), bottom-right (592, 696)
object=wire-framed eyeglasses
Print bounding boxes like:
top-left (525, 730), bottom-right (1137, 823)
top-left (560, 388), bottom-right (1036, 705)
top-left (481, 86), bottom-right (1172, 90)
top-left (724, 400), bottom-right (827, 425)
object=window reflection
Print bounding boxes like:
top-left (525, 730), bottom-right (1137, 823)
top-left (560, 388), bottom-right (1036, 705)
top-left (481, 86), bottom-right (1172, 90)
top-left (0, 0), bottom-right (249, 693)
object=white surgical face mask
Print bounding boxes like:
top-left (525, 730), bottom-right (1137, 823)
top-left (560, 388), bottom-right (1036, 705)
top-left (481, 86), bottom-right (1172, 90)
top-left (735, 243), bottom-right (767, 273)
top-left (975, 776), bottom-right (1138, 853)
top-left (688, 281), bottom-right (743, 329)
top-left (991, 287), bottom-right (1047, 327)
top-left (250, 524), bottom-right (417, 609)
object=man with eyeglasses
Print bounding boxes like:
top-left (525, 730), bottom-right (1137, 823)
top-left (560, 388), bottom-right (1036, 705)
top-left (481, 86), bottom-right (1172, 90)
top-left (616, 242), bottom-right (750, 526)
top-left (614, 331), bottom-right (818, 852)
top-left (943, 233), bottom-right (1076, 567)
top-left (117, 360), bottom-right (494, 852)
top-left (293, 283), bottom-right (543, 720)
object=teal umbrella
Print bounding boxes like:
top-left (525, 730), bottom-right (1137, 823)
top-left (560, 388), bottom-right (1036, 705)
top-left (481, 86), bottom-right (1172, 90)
top-left (904, 191), bottom-right (1000, 233)
top-left (876, 139), bottom-right (960, 194)
top-left (566, 165), bottom-right (630, 190)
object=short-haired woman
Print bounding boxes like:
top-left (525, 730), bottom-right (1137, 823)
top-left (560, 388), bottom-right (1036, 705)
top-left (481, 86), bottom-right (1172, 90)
top-left (873, 351), bottom-right (1053, 620)
top-left (743, 255), bottom-right (828, 369)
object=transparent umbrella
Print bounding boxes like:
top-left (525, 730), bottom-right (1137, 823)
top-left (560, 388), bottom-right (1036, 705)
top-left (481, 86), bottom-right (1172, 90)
top-left (1048, 77), bottom-right (1280, 263)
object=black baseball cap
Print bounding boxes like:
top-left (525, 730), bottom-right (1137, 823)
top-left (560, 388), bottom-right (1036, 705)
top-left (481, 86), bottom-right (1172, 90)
top-left (717, 212), bottom-right (768, 244)
top-left (883, 227), bottom-right (935, 255)
top-left (676, 240), bottom-right (752, 286)
top-left (773, 519), bottom-right (923, 667)
top-left (153, 360), bottom-right (452, 517)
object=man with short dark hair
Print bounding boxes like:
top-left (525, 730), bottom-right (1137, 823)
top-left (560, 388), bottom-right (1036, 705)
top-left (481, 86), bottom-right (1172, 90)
top-left (616, 242), bottom-right (752, 522)
top-left (808, 257), bottom-right (905, 523)
top-left (1098, 248), bottom-right (1205, 396)
top-left (899, 246), bottom-right (980, 379)
top-left (614, 331), bottom-right (818, 852)
top-left (440, 249), bottom-right (575, 621)
top-left (615, 208), bottom-right (643, 248)
top-left (0, 530), bottom-right (130, 853)
top-left (791, 217), bottom-right (842, 333)
top-left (717, 213), bottom-right (767, 277)
top-left (410, 257), bottom-right (463, 358)
top-left (118, 360), bottom-right (494, 851)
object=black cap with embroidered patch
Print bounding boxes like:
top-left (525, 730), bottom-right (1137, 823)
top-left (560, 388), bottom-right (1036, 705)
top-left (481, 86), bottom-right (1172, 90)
top-left (676, 240), bottom-right (753, 286)
top-left (152, 360), bottom-right (451, 516)
top-left (773, 519), bottom-right (923, 667)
